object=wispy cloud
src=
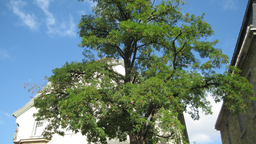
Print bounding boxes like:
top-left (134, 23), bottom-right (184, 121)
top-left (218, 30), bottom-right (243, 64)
top-left (9, 0), bottom-right (38, 30)
top-left (0, 117), bottom-right (3, 124)
top-left (88, 0), bottom-right (97, 7)
top-left (81, 0), bottom-right (97, 7)
top-left (190, 134), bottom-right (214, 144)
top-left (221, 0), bottom-right (237, 10)
top-left (0, 48), bottom-right (15, 60)
top-left (77, 10), bottom-right (86, 16)
top-left (0, 111), bottom-right (11, 118)
top-left (0, 111), bottom-right (11, 124)
top-left (184, 93), bottom-right (222, 144)
top-left (48, 15), bottom-right (76, 37)
top-left (34, 0), bottom-right (76, 37)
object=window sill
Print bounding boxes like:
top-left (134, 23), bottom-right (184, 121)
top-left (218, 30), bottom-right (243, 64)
top-left (253, 112), bottom-right (256, 120)
top-left (30, 136), bottom-right (43, 139)
top-left (240, 129), bottom-right (247, 139)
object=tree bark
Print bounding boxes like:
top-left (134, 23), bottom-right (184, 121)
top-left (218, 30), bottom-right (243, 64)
top-left (129, 132), bottom-right (146, 144)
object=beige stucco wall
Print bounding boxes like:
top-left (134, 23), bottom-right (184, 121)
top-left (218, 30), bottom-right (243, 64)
top-left (218, 31), bottom-right (256, 144)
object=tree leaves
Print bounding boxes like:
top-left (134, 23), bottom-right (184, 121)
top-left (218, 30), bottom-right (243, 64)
top-left (31, 0), bottom-right (255, 144)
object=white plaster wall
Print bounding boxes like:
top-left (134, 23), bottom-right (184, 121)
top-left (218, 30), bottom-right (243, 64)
top-left (48, 133), bottom-right (88, 144)
top-left (14, 62), bottom-right (180, 144)
top-left (15, 107), bottom-right (129, 144)
top-left (15, 107), bottom-right (91, 144)
top-left (16, 107), bottom-right (38, 141)
top-left (14, 62), bottom-right (129, 144)
top-left (112, 64), bottom-right (125, 76)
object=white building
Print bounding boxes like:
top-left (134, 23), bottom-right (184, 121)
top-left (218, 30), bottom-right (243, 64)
top-left (12, 59), bottom-right (189, 144)
top-left (12, 59), bottom-right (129, 144)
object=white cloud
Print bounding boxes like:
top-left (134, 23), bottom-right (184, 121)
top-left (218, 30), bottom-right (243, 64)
top-left (77, 10), bottom-right (86, 16)
top-left (184, 93), bottom-right (223, 144)
top-left (0, 111), bottom-right (11, 124)
top-left (0, 49), bottom-right (10, 59)
top-left (35, 0), bottom-right (76, 37)
top-left (221, 0), bottom-right (237, 10)
top-left (190, 134), bottom-right (213, 144)
top-left (0, 111), bottom-right (11, 118)
top-left (84, 0), bottom-right (97, 7)
top-left (9, 0), bottom-right (38, 30)
top-left (78, 0), bottom-right (96, 8)
top-left (47, 15), bottom-right (76, 37)
top-left (0, 118), bottom-right (3, 124)
top-left (0, 48), bottom-right (15, 60)
top-left (34, 0), bottom-right (55, 25)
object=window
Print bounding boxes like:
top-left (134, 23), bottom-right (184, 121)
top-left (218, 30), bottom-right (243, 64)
top-left (237, 112), bottom-right (246, 137)
top-left (247, 73), bottom-right (256, 113)
top-left (226, 123), bottom-right (232, 144)
top-left (33, 121), bottom-right (44, 136)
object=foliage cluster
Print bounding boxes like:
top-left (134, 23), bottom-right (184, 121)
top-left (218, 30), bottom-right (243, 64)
top-left (29, 0), bottom-right (255, 144)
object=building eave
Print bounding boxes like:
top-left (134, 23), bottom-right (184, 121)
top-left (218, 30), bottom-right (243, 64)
top-left (215, 0), bottom-right (256, 130)
top-left (12, 59), bottom-right (125, 118)
top-left (12, 82), bottom-right (51, 118)
top-left (231, 0), bottom-right (256, 67)
top-left (215, 103), bottom-right (225, 130)
top-left (14, 138), bottom-right (49, 144)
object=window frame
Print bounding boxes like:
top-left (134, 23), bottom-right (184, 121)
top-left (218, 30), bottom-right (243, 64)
top-left (33, 121), bottom-right (44, 136)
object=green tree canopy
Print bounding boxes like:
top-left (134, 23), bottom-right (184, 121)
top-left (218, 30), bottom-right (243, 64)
top-left (33, 0), bottom-right (254, 144)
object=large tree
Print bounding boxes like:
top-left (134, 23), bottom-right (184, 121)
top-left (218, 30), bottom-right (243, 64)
top-left (33, 0), bottom-right (254, 144)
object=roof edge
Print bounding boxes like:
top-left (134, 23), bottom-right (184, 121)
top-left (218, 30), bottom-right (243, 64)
top-left (231, 0), bottom-right (253, 66)
top-left (12, 82), bottom-right (52, 118)
top-left (12, 59), bottom-right (125, 118)
top-left (215, 103), bottom-right (225, 130)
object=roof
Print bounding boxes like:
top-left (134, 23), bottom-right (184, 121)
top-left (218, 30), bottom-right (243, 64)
top-left (95, 57), bottom-right (115, 62)
top-left (96, 58), bottom-right (124, 67)
top-left (230, 0), bottom-right (256, 66)
top-left (12, 59), bottom-right (124, 118)
top-left (12, 82), bottom-right (52, 118)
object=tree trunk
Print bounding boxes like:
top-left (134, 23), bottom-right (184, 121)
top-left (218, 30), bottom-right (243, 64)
top-left (129, 132), bottom-right (146, 144)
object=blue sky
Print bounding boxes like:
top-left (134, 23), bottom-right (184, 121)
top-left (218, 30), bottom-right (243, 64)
top-left (0, 0), bottom-right (248, 144)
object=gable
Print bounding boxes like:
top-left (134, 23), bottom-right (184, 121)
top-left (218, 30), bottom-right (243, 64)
top-left (13, 59), bottom-right (125, 118)
top-left (12, 82), bottom-right (51, 118)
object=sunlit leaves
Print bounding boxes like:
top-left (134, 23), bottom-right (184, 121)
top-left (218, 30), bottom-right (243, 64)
top-left (30, 0), bottom-right (256, 143)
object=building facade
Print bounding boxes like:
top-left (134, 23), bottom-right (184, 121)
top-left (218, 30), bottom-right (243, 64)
top-left (215, 0), bottom-right (256, 144)
top-left (12, 59), bottom-right (189, 144)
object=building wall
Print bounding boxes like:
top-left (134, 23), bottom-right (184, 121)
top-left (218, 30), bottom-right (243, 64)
top-left (218, 33), bottom-right (256, 144)
top-left (13, 61), bottom-right (189, 144)
top-left (13, 62), bottom-right (129, 144)
top-left (234, 34), bottom-right (256, 144)
top-left (15, 107), bottom-right (39, 142)
top-left (14, 106), bottom-right (129, 144)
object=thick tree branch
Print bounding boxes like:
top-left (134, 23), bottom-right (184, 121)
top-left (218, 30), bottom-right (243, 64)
top-left (156, 133), bottom-right (174, 139)
top-left (145, 103), bottom-right (154, 118)
top-left (131, 40), bottom-right (138, 68)
top-left (104, 44), bottom-right (125, 59)
top-left (152, 0), bottom-right (156, 7)
top-left (136, 41), bottom-right (153, 49)
top-left (190, 80), bottom-right (220, 91)
top-left (177, 41), bottom-right (187, 54)
top-left (113, 0), bottom-right (128, 20)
